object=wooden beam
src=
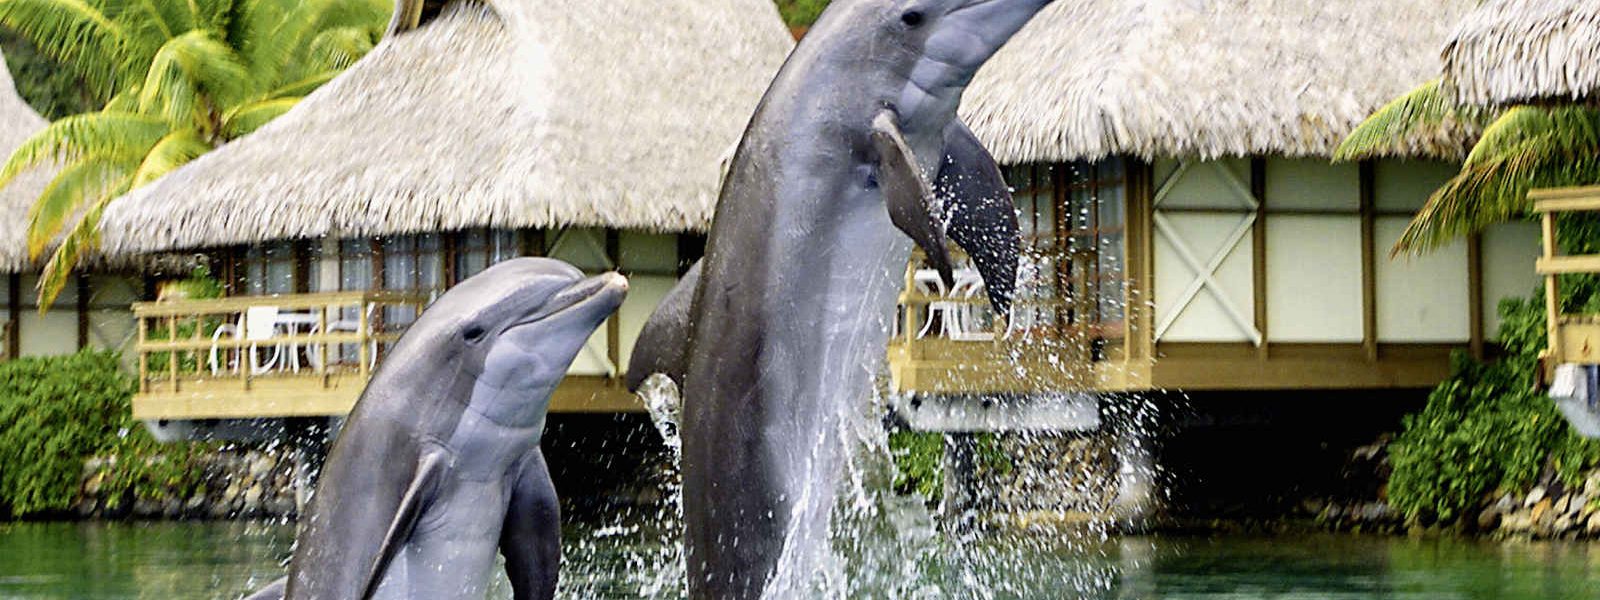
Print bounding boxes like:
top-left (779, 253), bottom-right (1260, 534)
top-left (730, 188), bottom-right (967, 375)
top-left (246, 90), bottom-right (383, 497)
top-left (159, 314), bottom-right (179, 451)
top-left (1530, 185), bottom-right (1600, 203)
top-left (1251, 157), bottom-right (1268, 359)
top-left (1537, 254), bottom-right (1600, 274)
top-left (75, 274), bottom-right (89, 350)
top-left (1543, 212), bottom-right (1562, 366)
top-left (6, 273), bottom-right (18, 360)
top-left (605, 229), bottom-right (622, 374)
top-left (1359, 161), bottom-right (1377, 361)
top-left (1468, 234), bottom-right (1485, 360)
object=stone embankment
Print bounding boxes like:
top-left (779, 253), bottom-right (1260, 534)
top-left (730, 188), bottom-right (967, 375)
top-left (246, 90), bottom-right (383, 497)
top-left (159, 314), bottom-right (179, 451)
top-left (1310, 436), bottom-right (1600, 539)
top-left (1479, 470), bottom-right (1600, 538)
top-left (74, 448), bottom-right (304, 519)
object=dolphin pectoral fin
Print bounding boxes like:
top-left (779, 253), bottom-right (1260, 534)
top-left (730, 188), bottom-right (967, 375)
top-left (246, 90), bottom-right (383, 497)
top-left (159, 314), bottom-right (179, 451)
top-left (500, 449), bottom-right (560, 600)
top-left (359, 446), bottom-right (448, 600)
top-left (871, 110), bottom-right (955, 287)
top-left (936, 120), bottom-right (1021, 317)
top-left (624, 259), bottom-right (702, 392)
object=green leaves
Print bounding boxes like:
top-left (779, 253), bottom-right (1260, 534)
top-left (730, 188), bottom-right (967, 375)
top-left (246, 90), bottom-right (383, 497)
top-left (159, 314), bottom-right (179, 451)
top-left (0, 0), bottom-right (390, 308)
top-left (0, 350), bottom-right (200, 517)
top-left (1338, 80), bottom-right (1600, 255)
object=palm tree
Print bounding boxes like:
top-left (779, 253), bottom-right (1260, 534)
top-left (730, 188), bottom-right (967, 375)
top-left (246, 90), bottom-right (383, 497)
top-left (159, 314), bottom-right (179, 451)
top-left (0, 0), bottom-right (389, 306)
top-left (1336, 80), bottom-right (1600, 256)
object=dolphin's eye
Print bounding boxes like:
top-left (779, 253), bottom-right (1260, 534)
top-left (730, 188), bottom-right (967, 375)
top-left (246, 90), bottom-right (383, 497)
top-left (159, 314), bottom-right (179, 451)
top-left (463, 325), bottom-right (486, 343)
top-left (900, 10), bottom-right (924, 26)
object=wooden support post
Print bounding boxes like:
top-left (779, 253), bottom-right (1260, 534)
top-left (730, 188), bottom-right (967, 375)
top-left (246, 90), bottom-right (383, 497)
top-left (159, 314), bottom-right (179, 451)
top-left (137, 316), bottom-right (148, 393)
top-left (168, 317), bottom-right (179, 393)
top-left (1468, 234), bottom-right (1485, 360)
top-left (76, 275), bottom-right (90, 350)
top-left (1543, 211), bottom-right (1562, 367)
top-left (358, 301), bottom-right (371, 377)
top-left (903, 262), bottom-right (917, 344)
top-left (1250, 158), bottom-right (1268, 359)
top-left (605, 229), bottom-right (622, 377)
top-left (317, 305), bottom-right (329, 388)
top-left (1359, 161), bottom-right (1378, 361)
top-left (7, 273), bottom-right (18, 360)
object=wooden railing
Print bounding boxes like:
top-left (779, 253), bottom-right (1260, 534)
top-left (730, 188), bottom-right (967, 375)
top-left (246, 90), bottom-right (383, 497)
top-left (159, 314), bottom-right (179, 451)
top-left (131, 290), bottom-right (430, 417)
top-left (888, 253), bottom-right (1136, 394)
top-left (1533, 186), bottom-right (1600, 378)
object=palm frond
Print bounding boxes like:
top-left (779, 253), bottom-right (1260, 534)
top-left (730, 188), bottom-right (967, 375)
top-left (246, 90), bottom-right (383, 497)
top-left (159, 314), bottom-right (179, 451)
top-left (1466, 106), bottom-right (1600, 168)
top-left (255, 70), bottom-right (335, 101)
top-left (129, 128), bottom-right (211, 187)
top-left (1394, 142), bottom-right (1600, 254)
top-left (35, 179), bottom-right (124, 310)
top-left (219, 96), bottom-right (296, 138)
top-left (306, 25), bottom-right (374, 71)
top-left (0, 0), bottom-right (136, 98)
top-left (1335, 80), bottom-right (1487, 161)
top-left (25, 154), bottom-right (135, 258)
top-left (138, 29), bottom-right (249, 123)
top-left (0, 111), bottom-right (167, 190)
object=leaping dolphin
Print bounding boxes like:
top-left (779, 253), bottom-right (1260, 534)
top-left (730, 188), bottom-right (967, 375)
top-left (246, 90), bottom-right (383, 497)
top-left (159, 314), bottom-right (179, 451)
top-left (628, 0), bottom-right (1052, 597)
top-left (248, 257), bottom-right (627, 600)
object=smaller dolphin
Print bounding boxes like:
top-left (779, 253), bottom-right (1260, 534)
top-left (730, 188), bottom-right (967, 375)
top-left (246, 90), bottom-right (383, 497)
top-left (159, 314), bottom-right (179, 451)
top-left (246, 258), bottom-right (626, 600)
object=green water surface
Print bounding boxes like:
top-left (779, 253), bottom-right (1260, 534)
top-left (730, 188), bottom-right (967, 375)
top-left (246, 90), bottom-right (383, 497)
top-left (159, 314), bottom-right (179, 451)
top-left (0, 521), bottom-right (1596, 599)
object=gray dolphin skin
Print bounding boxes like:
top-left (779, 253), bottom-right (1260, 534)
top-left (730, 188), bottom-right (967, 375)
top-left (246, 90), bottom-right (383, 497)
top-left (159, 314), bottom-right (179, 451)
top-left (250, 258), bottom-right (626, 600)
top-left (628, 1), bottom-right (1051, 597)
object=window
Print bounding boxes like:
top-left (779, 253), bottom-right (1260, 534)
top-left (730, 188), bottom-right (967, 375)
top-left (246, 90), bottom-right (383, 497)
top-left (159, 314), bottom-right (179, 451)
top-left (381, 234), bottom-right (444, 293)
top-left (242, 241), bottom-right (297, 295)
top-left (1004, 160), bottom-right (1127, 349)
top-left (453, 229), bottom-right (522, 283)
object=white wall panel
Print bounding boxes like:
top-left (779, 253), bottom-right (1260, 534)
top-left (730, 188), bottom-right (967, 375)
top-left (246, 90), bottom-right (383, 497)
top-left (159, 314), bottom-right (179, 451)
top-left (617, 275), bottom-right (677, 373)
top-left (1264, 159), bottom-right (1359, 212)
top-left (1481, 221), bottom-right (1541, 338)
top-left (1376, 217), bottom-right (1471, 342)
top-left (1373, 160), bottom-right (1458, 212)
top-left (1266, 215), bottom-right (1363, 342)
top-left (1153, 158), bottom-right (1254, 210)
top-left (619, 232), bottom-right (678, 273)
top-left (1154, 213), bottom-right (1255, 342)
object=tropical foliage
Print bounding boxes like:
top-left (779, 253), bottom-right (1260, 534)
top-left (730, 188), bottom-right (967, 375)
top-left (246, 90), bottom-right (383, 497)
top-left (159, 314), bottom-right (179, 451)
top-left (0, 28), bottom-right (94, 119)
top-left (1335, 80), bottom-right (1600, 255)
top-left (0, 0), bottom-right (389, 306)
top-left (775, 0), bottom-right (830, 28)
top-left (0, 350), bottom-right (212, 517)
top-left (1386, 217), bottom-right (1600, 524)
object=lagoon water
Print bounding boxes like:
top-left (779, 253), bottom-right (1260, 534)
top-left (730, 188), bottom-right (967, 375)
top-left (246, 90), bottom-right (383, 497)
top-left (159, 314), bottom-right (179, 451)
top-left (1, 521), bottom-right (1597, 599)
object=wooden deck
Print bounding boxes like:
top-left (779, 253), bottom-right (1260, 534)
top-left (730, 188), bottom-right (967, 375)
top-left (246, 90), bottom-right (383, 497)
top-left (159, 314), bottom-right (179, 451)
top-left (131, 290), bottom-right (641, 420)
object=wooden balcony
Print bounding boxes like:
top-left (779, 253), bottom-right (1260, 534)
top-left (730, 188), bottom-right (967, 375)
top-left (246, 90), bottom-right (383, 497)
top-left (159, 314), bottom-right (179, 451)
top-left (132, 290), bottom-right (639, 420)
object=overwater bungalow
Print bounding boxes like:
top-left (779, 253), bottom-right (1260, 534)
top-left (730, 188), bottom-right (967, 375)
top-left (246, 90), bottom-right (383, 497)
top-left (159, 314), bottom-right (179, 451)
top-left (92, 0), bottom-right (793, 425)
top-left (0, 50), bottom-right (144, 361)
top-left (887, 0), bottom-right (1540, 404)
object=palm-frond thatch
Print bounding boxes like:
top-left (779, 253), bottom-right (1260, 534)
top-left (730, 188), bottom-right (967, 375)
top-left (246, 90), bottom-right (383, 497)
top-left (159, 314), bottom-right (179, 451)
top-left (0, 50), bottom-right (57, 272)
top-left (962, 0), bottom-right (1479, 163)
top-left (1440, 0), bottom-right (1600, 106)
top-left (98, 0), bottom-right (792, 255)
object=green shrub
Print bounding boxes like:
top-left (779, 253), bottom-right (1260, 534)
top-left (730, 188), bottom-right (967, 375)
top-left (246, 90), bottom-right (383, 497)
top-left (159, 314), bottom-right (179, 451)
top-left (775, 0), bottom-right (830, 28)
top-left (888, 430), bottom-right (1012, 502)
top-left (0, 350), bottom-right (208, 517)
top-left (1386, 216), bottom-right (1600, 523)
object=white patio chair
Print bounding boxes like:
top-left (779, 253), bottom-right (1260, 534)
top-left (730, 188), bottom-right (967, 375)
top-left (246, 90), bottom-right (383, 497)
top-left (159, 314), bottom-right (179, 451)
top-left (207, 306), bottom-right (284, 376)
top-left (305, 302), bottom-right (380, 372)
top-left (947, 269), bottom-right (995, 342)
top-left (913, 268), bottom-right (954, 339)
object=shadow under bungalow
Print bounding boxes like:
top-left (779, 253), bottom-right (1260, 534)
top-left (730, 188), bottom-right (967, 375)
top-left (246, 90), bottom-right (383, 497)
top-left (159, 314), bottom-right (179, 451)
top-left (2, 0), bottom-right (1546, 481)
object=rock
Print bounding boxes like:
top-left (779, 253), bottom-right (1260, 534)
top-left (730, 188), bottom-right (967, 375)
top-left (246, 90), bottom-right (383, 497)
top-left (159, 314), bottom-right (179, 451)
top-left (1526, 486), bottom-right (1547, 507)
top-left (1555, 515), bottom-right (1574, 533)
top-left (1531, 498), bottom-right (1554, 523)
top-left (243, 485), bottom-right (264, 513)
top-left (1492, 493), bottom-right (1517, 512)
top-left (1586, 471), bottom-right (1600, 496)
top-left (1503, 512), bottom-right (1532, 533)
top-left (1476, 508), bottom-right (1502, 530)
top-left (1556, 495), bottom-right (1572, 517)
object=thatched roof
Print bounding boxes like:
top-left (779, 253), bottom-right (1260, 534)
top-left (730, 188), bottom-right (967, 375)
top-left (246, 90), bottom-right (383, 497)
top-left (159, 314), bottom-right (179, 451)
top-left (962, 0), bottom-right (1480, 163)
top-left (99, 0), bottom-right (792, 255)
top-left (0, 50), bottom-right (55, 272)
top-left (1440, 0), bottom-right (1600, 106)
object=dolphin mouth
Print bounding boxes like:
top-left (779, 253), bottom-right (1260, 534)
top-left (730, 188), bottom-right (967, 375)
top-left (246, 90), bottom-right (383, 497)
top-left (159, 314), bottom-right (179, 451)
top-left (507, 272), bottom-right (628, 330)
